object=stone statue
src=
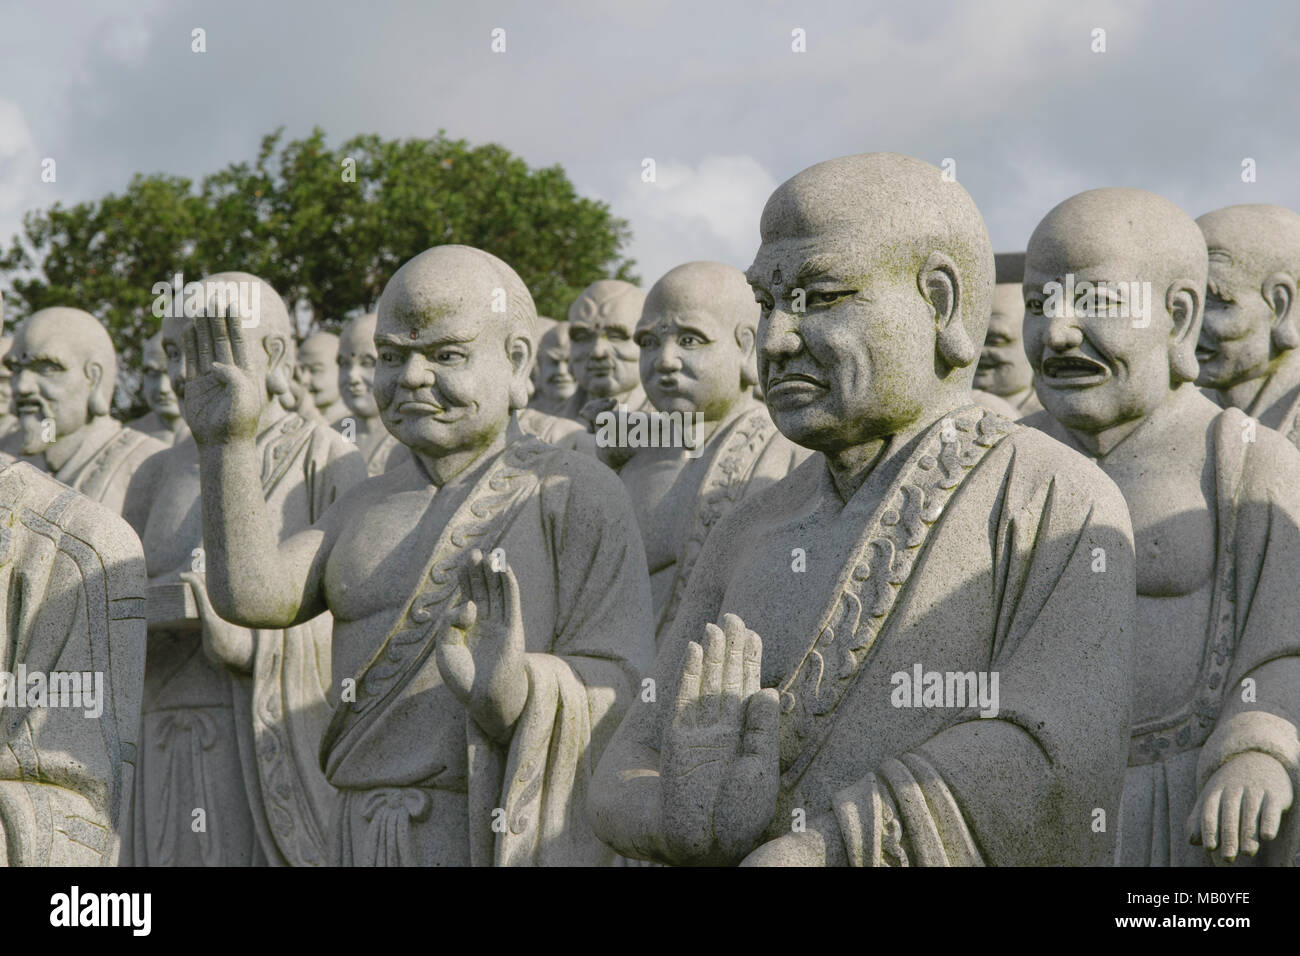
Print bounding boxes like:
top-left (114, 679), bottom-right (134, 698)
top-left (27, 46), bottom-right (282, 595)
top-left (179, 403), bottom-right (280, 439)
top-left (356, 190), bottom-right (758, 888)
top-left (1194, 204), bottom-right (1300, 447)
top-left (0, 335), bottom-right (20, 454)
top-left (528, 318), bottom-right (581, 416)
top-left (185, 246), bottom-right (653, 865)
top-left (590, 153), bottom-right (1137, 867)
top-left (336, 313), bottom-right (412, 476)
top-left (131, 332), bottom-right (187, 445)
top-left (564, 280), bottom-right (650, 422)
top-left (613, 260), bottom-right (808, 643)
top-left (126, 273), bottom-right (368, 867)
top-left (1021, 188), bottom-right (1300, 866)
top-left (974, 253), bottom-right (1042, 417)
top-left (298, 331), bottom-right (347, 425)
top-left (6, 308), bottom-right (165, 529)
top-left (0, 451), bottom-right (146, 865)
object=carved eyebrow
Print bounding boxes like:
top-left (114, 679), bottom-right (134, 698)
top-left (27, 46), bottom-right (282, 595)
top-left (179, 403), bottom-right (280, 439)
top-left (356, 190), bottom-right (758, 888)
top-left (373, 331), bottom-right (478, 347)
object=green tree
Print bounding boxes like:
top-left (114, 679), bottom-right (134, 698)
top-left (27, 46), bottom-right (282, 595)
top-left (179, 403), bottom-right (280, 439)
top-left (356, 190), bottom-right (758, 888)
top-left (1, 127), bottom-right (636, 384)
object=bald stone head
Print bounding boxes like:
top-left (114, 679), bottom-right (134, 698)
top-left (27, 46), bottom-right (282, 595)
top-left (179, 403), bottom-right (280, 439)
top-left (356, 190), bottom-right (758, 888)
top-left (338, 313), bottom-right (380, 419)
top-left (568, 279), bottom-right (645, 399)
top-left (746, 152), bottom-right (993, 453)
top-left (299, 331), bottom-right (341, 414)
top-left (8, 307), bottom-right (118, 455)
top-left (1194, 204), bottom-right (1300, 391)
top-left (375, 245), bottom-right (536, 460)
top-left (141, 330), bottom-right (181, 424)
top-left (163, 272), bottom-right (295, 410)
top-left (1024, 187), bottom-right (1207, 435)
top-left (636, 261), bottom-right (760, 420)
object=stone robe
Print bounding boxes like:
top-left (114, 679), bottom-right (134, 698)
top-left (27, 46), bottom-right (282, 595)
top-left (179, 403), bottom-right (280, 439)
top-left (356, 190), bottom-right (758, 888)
top-left (600, 404), bottom-right (1137, 866)
top-left (129, 410), bottom-right (185, 446)
top-left (1214, 350), bottom-right (1300, 449)
top-left (320, 433), bottom-right (654, 866)
top-left (0, 455), bottom-right (146, 865)
top-left (620, 400), bottom-right (809, 642)
top-left (334, 420), bottom-right (412, 477)
top-left (130, 411), bottom-right (367, 866)
top-left (1027, 405), bottom-right (1300, 866)
top-left (46, 417), bottom-right (165, 527)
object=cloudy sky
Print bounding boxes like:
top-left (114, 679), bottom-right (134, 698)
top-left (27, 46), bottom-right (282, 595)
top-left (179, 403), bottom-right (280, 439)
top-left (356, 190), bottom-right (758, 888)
top-left (2, 0), bottom-right (1297, 294)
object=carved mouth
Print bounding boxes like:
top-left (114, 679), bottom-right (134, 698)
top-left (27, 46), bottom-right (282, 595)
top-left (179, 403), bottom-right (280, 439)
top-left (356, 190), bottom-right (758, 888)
top-left (1041, 354), bottom-right (1109, 385)
top-left (1194, 345), bottom-right (1218, 362)
top-left (397, 400), bottom-right (447, 415)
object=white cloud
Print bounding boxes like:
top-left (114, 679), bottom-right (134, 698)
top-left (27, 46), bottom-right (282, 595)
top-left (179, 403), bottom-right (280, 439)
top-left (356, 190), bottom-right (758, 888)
top-left (605, 154), bottom-right (779, 285)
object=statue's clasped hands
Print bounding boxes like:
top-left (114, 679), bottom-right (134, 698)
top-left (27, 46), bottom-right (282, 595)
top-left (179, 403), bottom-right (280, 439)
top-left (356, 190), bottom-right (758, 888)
top-left (660, 613), bottom-right (781, 865)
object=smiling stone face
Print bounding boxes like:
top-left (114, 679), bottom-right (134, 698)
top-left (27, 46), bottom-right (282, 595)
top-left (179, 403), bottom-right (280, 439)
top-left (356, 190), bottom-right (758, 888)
top-left (374, 245), bottom-right (535, 461)
top-left (338, 313), bottom-right (380, 419)
top-left (1023, 188), bottom-right (1206, 435)
top-left (746, 152), bottom-right (992, 454)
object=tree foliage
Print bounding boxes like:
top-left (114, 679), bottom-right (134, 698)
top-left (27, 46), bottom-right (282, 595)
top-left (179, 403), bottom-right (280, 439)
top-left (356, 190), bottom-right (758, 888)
top-left (1, 128), bottom-right (637, 378)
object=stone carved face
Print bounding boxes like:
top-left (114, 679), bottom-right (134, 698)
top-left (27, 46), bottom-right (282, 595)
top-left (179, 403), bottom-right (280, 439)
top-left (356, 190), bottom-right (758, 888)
top-left (635, 263), bottom-right (757, 421)
top-left (1195, 251), bottom-right (1275, 389)
top-left (299, 334), bottom-right (341, 410)
top-left (1024, 254), bottom-right (1196, 434)
top-left (568, 282), bottom-right (644, 399)
top-left (141, 332), bottom-right (181, 422)
top-left (374, 257), bottom-right (532, 461)
top-left (9, 312), bottom-right (105, 455)
top-left (973, 284), bottom-right (1034, 397)
top-left (536, 324), bottom-right (577, 403)
top-left (338, 315), bottom-right (379, 419)
top-left (748, 238), bottom-right (945, 453)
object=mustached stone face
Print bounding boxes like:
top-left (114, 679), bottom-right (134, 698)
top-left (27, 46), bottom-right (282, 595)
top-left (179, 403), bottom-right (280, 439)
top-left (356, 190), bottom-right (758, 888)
top-left (374, 285), bottom-right (520, 460)
top-left (9, 317), bottom-right (98, 455)
top-left (974, 284), bottom-right (1033, 396)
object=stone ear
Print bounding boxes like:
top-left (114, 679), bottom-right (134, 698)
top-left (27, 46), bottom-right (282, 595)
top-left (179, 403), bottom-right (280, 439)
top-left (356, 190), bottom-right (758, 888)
top-left (1167, 280), bottom-right (1202, 383)
top-left (507, 333), bottom-right (534, 411)
top-left (264, 334), bottom-right (290, 396)
top-left (1265, 271), bottom-right (1299, 352)
top-left (85, 361), bottom-right (110, 416)
top-left (920, 252), bottom-right (977, 369)
top-left (736, 325), bottom-right (759, 389)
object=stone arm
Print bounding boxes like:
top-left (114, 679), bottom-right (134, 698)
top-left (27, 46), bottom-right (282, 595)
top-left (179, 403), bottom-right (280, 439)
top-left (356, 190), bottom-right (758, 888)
top-left (195, 438), bottom-right (344, 629)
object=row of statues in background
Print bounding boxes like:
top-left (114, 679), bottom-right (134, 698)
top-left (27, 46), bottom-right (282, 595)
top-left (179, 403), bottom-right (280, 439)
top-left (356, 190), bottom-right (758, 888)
top-left (2, 152), bottom-right (1299, 867)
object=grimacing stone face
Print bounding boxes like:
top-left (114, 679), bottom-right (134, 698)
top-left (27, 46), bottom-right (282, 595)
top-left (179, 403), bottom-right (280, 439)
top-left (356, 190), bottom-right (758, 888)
top-left (536, 323), bottom-right (577, 402)
top-left (568, 280), bottom-right (644, 399)
top-left (374, 246), bottom-right (533, 461)
top-left (1023, 188), bottom-right (1206, 435)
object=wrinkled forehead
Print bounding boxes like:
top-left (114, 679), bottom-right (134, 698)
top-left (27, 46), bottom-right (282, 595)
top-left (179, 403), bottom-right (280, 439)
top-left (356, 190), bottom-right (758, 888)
top-left (16, 316), bottom-right (79, 359)
top-left (569, 293), bottom-right (642, 332)
top-left (637, 300), bottom-right (734, 338)
top-left (747, 232), bottom-right (901, 293)
top-left (376, 283), bottom-right (499, 347)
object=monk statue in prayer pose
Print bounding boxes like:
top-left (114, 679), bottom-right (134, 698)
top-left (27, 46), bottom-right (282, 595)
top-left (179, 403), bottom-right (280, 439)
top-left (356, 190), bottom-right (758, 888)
top-left (1194, 205), bottom-right (1300, 448)
top-left (126, 273), bottom-right (367, 866)
top-left (187, 246), bottom-right (654, 865)
top-left (1023, 189), bottom-right (1300, 866)
top-left (590, 153), bottom-right (1138, 867)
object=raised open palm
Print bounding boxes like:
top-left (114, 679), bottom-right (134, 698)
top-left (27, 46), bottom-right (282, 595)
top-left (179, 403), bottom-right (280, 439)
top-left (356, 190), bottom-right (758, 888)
top-left (181, 311), bottom-right (263, 444)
